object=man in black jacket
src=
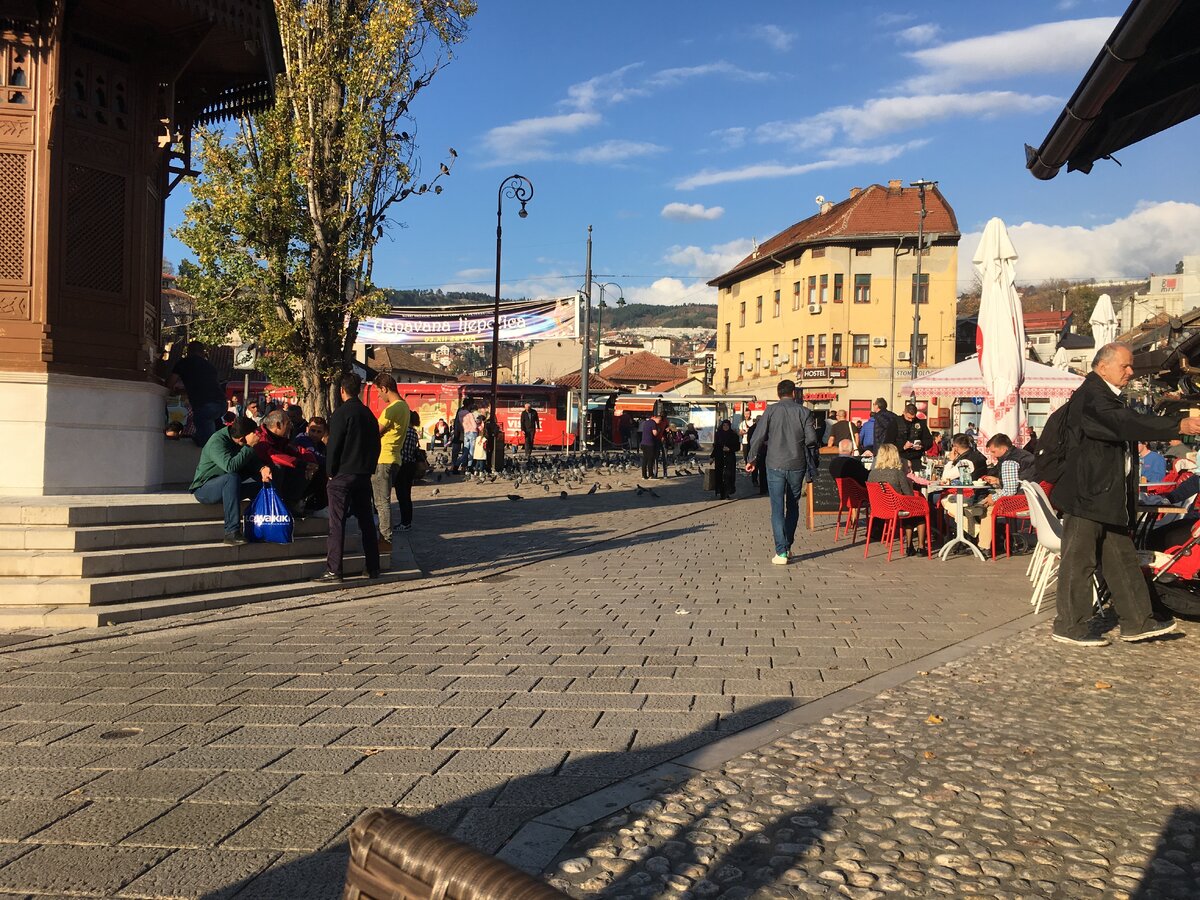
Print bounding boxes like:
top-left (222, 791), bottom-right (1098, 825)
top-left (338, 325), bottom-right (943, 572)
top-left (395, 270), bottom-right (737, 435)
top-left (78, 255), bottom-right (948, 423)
top-left (520, 403), bottom-right (539, 460)
top-left (314, 373), bottom-right (382, 583)
top-left (1051, 343), bottom-right (1200, 647)
top-left (869, 398), bottom-right (900, 456)
top-left (896, 403), bottom-right (932, 470)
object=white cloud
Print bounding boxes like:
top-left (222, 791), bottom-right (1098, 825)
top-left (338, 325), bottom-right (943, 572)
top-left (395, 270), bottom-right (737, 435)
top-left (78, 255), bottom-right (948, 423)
top-left (896, 24), bottom-right (940, 45)
top-left (483, 112), bottom-right (601, 164)
top-left (661, 203), bottom-right (725, 222)
top-left (957, 202), bottom-right (1200, 288)
top-left (711, 126), bottom-right (748, 150)
top-left (877, 12), bottom-right (916, 27)
top-left (637, 277), bottom-right (719, 306)
top-left (746, 24), bottom-right (796, 52)
top-left (573, 140), bottom-right (666, 165)
top-left (904, 18), bottom-right (1117, 92)
top-left (645, 61), bottom-right (772, 89)
top-left (757, 91), bottom-right (1060, 147)
top-left (664, 239), bottom-right (755, 277)
top-left (453, 267), bottom-right (492, 281)
top-left (675, 141), bottom-right (927, 190)
top-left (561, 64), bottom-right (644, 111)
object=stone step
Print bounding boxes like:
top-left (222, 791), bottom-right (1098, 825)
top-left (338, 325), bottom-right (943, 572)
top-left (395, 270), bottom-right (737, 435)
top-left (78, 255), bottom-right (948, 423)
top-left (0, 496), bottom-right (221, 527)
top-left (0, 515), bottom-right (331, 552)
top-left (0, 548), bottom-right (371, 607)
top-left (0, 566), bottom-right (419, 628)
top-left (0, 532), bottom-right (350, 577)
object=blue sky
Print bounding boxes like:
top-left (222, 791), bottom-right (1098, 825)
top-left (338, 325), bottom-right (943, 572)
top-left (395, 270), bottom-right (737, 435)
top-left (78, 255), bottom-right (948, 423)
top-left (163, 0), bottom-right (1200, 306)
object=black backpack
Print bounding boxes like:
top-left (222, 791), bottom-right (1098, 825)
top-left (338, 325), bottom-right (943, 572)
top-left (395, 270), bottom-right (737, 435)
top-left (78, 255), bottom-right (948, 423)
top-left (1032, 396), bottom-right (1078, 484)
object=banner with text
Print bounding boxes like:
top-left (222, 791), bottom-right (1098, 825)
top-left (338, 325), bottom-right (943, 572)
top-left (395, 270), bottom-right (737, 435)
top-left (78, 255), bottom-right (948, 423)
top-left (357, 297), bottom-right (579, 345)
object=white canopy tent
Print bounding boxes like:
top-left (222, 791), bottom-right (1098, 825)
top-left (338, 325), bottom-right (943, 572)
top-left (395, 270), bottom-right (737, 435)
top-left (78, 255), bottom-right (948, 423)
top-left (902, 356), bottom-right (1083, 403)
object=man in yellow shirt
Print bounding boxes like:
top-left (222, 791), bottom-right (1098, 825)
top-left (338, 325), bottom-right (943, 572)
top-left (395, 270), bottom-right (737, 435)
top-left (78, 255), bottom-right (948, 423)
top-left (372, 373), bottom-right (410, 551)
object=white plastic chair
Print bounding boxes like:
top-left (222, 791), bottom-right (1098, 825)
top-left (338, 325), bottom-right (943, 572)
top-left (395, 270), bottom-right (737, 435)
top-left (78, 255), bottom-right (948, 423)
top-left (1021, 482), bottom-right (1062, 614)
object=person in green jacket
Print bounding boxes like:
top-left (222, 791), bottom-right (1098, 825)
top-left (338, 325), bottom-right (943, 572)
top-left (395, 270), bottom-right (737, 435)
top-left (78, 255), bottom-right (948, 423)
top-left (190, 416), bottom-right (271, 544)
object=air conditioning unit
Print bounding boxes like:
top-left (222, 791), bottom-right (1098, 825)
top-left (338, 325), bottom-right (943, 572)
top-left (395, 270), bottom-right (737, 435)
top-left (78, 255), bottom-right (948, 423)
top-left (871, 337), bottom-right (887, 347)
top-left (897, 350), bottom-right (911, 361)
top-left (808, 303), bottom-right (821, 314)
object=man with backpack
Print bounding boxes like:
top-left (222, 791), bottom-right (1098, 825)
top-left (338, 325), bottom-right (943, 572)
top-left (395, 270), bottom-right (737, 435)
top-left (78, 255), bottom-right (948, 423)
top-left (1050, 343), bottom-right (1200, 647)
top-left (869, 398), bottom-right (900, 456)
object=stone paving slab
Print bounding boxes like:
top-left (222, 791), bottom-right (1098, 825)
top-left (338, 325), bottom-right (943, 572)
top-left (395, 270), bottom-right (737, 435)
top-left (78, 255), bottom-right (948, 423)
top-left (0, 469), bottom-right (1039, 897)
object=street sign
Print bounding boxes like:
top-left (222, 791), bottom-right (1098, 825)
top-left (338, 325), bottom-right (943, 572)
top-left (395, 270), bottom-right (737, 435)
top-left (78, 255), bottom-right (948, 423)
top-left (233, 346), bottom-right (258, 371)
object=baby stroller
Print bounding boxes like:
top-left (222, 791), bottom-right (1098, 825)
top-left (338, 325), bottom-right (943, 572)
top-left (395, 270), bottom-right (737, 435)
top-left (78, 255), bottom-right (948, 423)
top-left (1147, 519), bottom-right (1200, 617)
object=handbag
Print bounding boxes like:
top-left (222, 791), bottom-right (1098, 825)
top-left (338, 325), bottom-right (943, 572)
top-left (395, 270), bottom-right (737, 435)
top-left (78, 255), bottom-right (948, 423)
top-left (244, 484), bottom-right (294, 544)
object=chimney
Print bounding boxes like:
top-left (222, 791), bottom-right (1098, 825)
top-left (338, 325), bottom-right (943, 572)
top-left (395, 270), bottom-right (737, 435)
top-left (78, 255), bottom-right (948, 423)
top-left (848, 186), bottom-right (861, 199)
top-left (887, 179), bottom-right (902, 193)
top-left (820, 201), bottom-right (833, 215)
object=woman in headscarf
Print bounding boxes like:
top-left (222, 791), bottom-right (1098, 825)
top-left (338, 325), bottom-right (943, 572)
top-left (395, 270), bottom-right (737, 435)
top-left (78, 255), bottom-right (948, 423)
top-left (711, 419), bottom-right (740, 500)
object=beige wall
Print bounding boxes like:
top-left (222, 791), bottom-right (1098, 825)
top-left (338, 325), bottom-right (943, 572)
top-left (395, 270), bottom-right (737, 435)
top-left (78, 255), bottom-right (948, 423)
top-left (511, 340), bottom-right (584, 383)
top-left (715, 241), bottom-right (958, 416)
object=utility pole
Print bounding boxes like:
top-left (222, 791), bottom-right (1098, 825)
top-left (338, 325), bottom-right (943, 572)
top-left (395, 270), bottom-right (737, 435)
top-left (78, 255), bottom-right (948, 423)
top-left (910, 179), bottom-right (936, 389)
top-left (578, 225), bottom-right (592, 451)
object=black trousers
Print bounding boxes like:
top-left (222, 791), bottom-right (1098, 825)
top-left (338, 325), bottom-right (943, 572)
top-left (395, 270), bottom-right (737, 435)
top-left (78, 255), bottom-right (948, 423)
top-left (1056, 514), bottom-right (1156, 639)
top-left (523, 432), bottom-right (535, 459)
top-left (714, 454), bottom-right (736, 498)
top-left (396, 461), bottom-right (415, 527)
top-left (326, 473), bottom-right (380, 576)
top-left (641, 446), bottom-right (656, 478)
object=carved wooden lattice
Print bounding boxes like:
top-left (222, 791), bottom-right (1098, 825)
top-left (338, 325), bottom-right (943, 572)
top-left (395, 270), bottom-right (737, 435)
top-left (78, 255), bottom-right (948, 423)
top-left (1, 40), bottom-right (33, 108)
top-left (64, 164), bottom-right (125, 294)
top-left (0, 151), bottom-right (26, 281)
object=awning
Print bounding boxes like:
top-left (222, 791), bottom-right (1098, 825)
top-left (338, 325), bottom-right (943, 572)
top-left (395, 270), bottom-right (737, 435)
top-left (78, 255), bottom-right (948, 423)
top-left (614, 397), bottom-right (657, 413)
top-left (1026, 0), bottom-right (1200, 179)
top-left (902, 358), bottom-right (1083, 401)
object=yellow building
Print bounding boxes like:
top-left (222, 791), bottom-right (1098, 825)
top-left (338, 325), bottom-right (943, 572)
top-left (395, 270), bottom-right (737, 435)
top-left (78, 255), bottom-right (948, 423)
top-left (709, 181), bottom-right (960, 429)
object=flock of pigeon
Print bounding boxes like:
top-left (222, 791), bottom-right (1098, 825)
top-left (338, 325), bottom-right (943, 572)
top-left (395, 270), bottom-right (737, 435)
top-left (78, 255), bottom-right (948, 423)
top-left (422, 449), bottom-right (705, 501)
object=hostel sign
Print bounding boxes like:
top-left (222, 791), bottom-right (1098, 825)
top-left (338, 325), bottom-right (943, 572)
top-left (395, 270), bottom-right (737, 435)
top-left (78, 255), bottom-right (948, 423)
top-left (802, 366), bottom-right (848, 380)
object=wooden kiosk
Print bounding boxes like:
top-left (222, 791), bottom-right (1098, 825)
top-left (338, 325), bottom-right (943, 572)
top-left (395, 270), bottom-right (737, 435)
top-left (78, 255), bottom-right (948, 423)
top-left (0, 0), bottom-right (281, 495)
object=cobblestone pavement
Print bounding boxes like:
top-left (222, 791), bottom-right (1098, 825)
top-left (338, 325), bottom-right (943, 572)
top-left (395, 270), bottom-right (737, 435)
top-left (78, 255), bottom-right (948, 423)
top-left (545, 621), bottom-right (1200, 900)
top-left (0, 468), bottom-right (1039, 897)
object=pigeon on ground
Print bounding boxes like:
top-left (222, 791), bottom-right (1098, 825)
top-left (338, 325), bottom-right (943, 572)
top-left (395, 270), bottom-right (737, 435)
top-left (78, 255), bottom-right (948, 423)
top-left (432, 488), bottom-right (440, 496)
top-left (543, 484), bottom-right (550, 492)
top-left (587, 483), bottom-right (598, 495)
top-left (636, 485), bottom-right (646, 495)
top-left (559, 491), bottom-right (568, 499)
top-left (506, 494), bottom-right (522, 501)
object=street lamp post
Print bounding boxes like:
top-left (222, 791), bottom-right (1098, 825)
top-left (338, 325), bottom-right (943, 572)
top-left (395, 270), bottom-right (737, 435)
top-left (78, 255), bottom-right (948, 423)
top-left (592, 281), bottom-right (624, 372)
top-left (910, 179), bottom-right (936, 390)
top-left (490, 174), bottom-right (533, 472)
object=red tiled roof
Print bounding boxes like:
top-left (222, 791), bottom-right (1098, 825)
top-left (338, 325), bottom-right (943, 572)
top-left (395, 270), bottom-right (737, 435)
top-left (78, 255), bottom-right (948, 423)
top-left (709, 183), bottom-right (959, 286)
top-left (371, 345), bottom-right (455, 381)
top-left (600, 350), bottom-right (687, 383)
top-left (648, 375), bottom-right (693, 393)
top-left (556, 371), bottom-right (618, 390)
top-left (1023, 310), bottom-right (1073, 333)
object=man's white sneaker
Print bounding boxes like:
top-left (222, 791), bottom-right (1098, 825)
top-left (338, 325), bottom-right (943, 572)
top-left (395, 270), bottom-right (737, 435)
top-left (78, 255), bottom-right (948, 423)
top-left (1120, 619), bottom-right (1178, 642)
top-left (1051, 633), bottom-right (1110, 648)
top-left (771, 553), bottom-right (789, 565)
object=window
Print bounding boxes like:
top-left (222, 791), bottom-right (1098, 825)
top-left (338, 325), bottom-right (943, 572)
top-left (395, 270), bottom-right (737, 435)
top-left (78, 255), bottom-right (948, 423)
top-left (739, 302), bottom-right (746, 326)
top-left (755, 296), bottom-right (763, 323)
top-left (732, 282), bottom-right (740, 296)
top-left (811, 247), bottom-right (826, 258)
top-left (911, 273), bottom-right (929, 304)
top-left (791, 338), bottom-right (800, 367)
top-left (771, 343), bottom-right (779, 368)
top-left (754, 348), bottom-right (762, 372)
top-left (854, 274), bottom-right (871, 304)
top-left (855, 247), bottom-right (872, 257)
top-left (818, 335), bottom-right (827, 365)
top-left (819, 274), bottom-right (828, 303)
top-left (792, 281), bottom-right (801, 310)
top-left (773, 290), bottom-right (781, 318)
top-left (833, 273), bottom-right (843, 302)
top-left (914, 333), bottom-right (929, 365)
top-left (852, 334), bottom-right (870, 365)
top-left (806, 335), bottom-right (815, 366)
top-left (725, 323), bottom-right (731, 352)
top-left (832, 333), bottom-right (843, 364)
top-left (723, 369), bottom-right (729, 392)
top-left (807, 276), bottom-right (817, 303)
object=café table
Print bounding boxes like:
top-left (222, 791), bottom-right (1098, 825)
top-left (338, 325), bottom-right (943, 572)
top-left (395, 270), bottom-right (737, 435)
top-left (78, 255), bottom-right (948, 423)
top-left (913, 478), bottom-right (988, 561)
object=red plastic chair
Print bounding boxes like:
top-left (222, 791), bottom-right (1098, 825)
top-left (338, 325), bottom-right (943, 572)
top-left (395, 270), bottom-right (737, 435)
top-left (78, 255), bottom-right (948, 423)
top-left (835, 478), bottom-right (868, 542)
top-left (864, 482), bottom-right (932, 560)
top-left (990, 494), bottom-right (1030, 560)
top-left (863, 482), bottom-right (894, 559)
top-left (882, 483), bottom-right (933, 559)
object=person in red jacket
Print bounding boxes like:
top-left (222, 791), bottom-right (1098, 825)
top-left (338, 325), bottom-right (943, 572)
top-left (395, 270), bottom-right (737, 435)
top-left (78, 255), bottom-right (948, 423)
top-left (255, 409), bottom-right (319, 517)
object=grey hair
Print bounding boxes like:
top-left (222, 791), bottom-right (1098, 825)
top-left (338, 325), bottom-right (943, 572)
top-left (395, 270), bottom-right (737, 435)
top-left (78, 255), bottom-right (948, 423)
top-left (1092, 342), bottom-right (1129, 369)
top-left (261, 409), bottom-right (288, 430)
top-left (838, 438), bottom-right (853, 453)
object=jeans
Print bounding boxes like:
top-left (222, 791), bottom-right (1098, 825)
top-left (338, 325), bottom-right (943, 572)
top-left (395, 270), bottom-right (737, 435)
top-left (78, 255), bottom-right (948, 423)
top-left (457, 432), bottom-right (476, 471)
top-left (397, 461), bottom-right (415, 527)
top-left (1056, 514), bottom-right (1156, 638)
top-left (326, 473), bottom-right (380, 576)
top-left (192, 473), bottom-right (257, 534)
top-left (192, 401), bottom-right (226, 448)
top-left (372, 462), bottom-right (400, 536)
top-left (766, 467), bottom-right (806, 556)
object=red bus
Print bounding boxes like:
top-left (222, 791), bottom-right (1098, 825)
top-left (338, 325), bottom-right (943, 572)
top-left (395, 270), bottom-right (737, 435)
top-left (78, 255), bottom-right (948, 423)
top-left (363, 382), bottom-right (576, 449)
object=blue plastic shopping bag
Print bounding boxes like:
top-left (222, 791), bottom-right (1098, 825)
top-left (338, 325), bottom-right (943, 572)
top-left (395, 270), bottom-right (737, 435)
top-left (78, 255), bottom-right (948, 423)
top-left (244, 484), bottom-right (294, 544)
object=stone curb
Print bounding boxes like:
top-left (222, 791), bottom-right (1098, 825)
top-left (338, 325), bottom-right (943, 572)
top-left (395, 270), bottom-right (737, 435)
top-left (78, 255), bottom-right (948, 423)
top-left (495, 605), bottom-right (1052, 874)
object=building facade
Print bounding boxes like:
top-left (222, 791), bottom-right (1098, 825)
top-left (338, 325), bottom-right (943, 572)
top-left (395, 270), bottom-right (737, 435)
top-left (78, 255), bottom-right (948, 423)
top-left (510, 339), bottom-right (585, 383)
top-left (710, 181), bottom-right (959, 427)
top-left (1118, 255), bottom-right (1200, 334)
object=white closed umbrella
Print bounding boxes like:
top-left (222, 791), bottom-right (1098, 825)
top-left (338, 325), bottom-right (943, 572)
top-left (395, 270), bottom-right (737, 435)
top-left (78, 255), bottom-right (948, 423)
top-left (1051, 344), bottom-right (1071, 371)
top-left (973, 217), bottom-right (1027, 446)
top-left (1089, 293), bottom-right (1119, 347)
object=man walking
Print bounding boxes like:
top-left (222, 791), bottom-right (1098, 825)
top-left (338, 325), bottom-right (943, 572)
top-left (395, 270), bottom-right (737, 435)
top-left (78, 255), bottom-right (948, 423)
top-left (520, 402), bottom-right (540, 460)
top-left (745, 380), bottom-right (818, 565)
top-left (371, 374), bottom-right (410, 553)
top-left (639, 416), bottom-right (658, 479)
top-left (453, 400), bottom-right (476, 474)
top-left (314, 373), bottom-right (381, 583)
top-left (869, 398), bottom-right (899, 455)
top-left (1051, 342), bottom-right (1200, 646)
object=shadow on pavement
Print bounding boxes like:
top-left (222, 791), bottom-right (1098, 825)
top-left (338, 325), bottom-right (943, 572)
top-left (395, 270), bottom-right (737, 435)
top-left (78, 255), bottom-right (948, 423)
top-left (1131, 805), bottom-right (1200, 899)
top-left (205, 699), bottom-right (797, 899)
